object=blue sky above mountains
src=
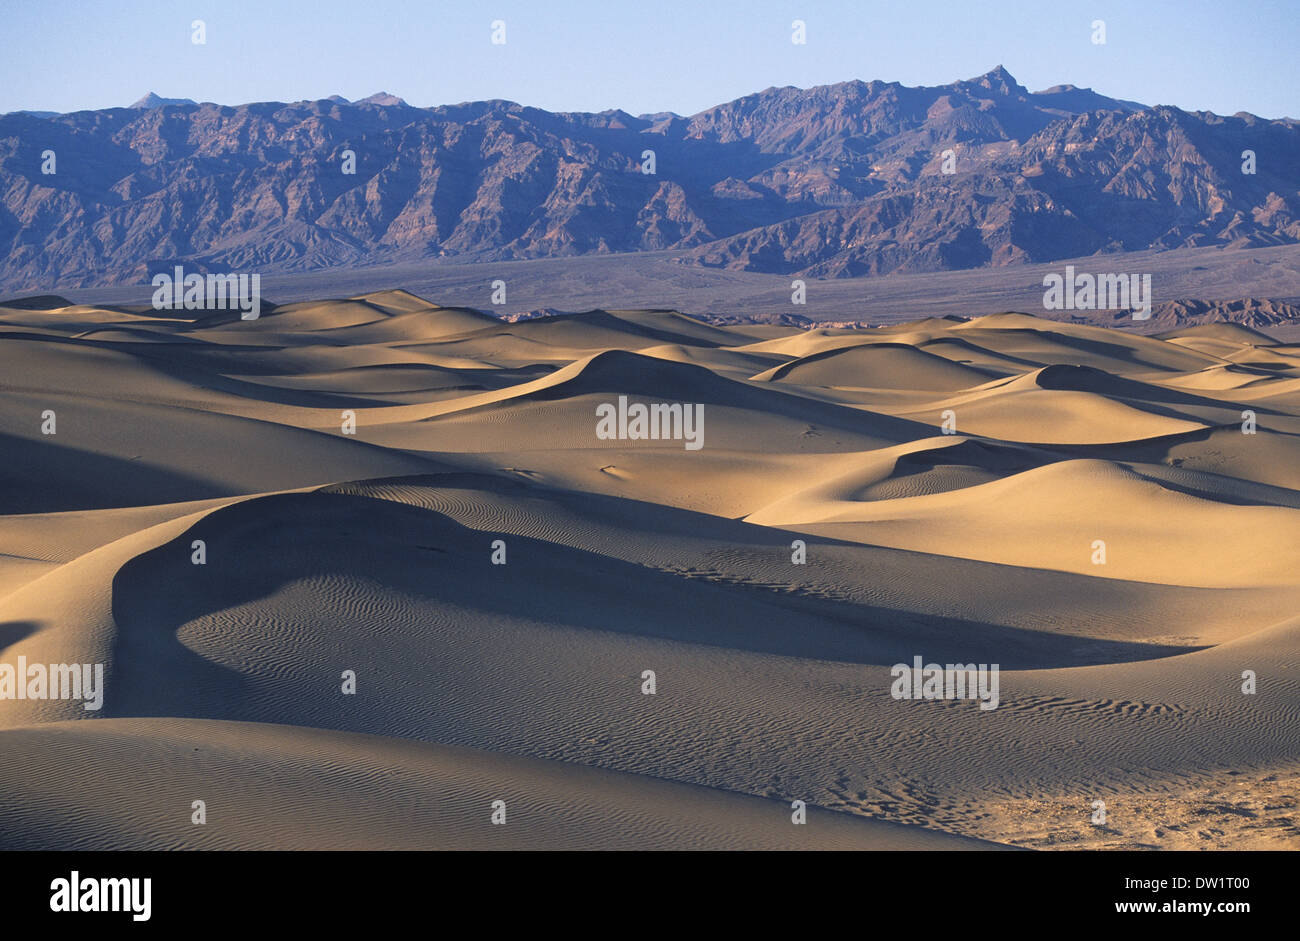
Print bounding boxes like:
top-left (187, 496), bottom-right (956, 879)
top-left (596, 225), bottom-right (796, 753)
top-left (2, 0), bottom-right (1296, 119)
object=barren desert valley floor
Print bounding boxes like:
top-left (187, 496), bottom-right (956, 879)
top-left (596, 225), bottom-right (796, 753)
top-left (1, 290), bottom-right (1298, 850)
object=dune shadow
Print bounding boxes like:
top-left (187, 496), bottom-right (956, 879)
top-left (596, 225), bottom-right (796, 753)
top-left (0, 432), bottom-right (226, 513)
top-left (0, 620), bottom-right (40, 654)
top-left (103, 486), bottom-right (1206, 735)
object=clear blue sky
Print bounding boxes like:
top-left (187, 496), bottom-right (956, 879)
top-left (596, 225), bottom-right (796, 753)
top-left (2, 0), bottom-right (1295, 118)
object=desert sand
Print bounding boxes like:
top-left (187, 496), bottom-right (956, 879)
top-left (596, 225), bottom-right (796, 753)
top-left (1, 290), bottom-right (1297, 850)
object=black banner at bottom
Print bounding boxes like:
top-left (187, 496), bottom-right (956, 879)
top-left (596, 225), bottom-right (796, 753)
top-left (11, 850), bottom-right (1281, 927)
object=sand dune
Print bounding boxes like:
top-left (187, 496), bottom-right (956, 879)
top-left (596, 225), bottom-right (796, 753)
top-left (753, 342), bottom-right (1000, 390)
top-left (1, 293), bottom-right (1296, 851)
top-left (0, 719), bottom-right (997, 850)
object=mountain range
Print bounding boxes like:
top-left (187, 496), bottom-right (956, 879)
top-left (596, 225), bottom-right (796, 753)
top-left (1, 67), bottom-right (1297, 290)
